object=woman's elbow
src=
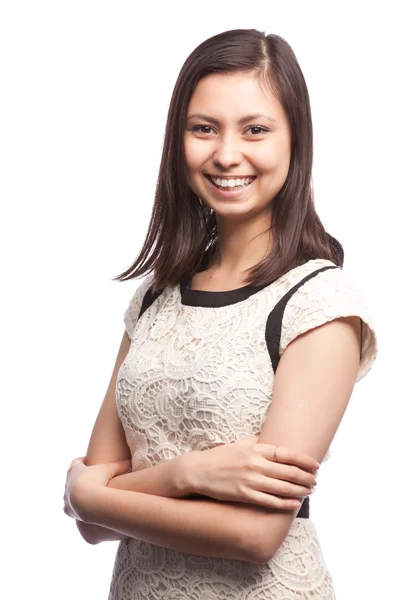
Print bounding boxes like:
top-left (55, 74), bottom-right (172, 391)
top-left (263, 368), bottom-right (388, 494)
top-left (238, 513), bottom-right (287, 564)
top-left (234, 515), bottom-right (272, 564)
top-left (246, 540), bottom-right (272, 564)
top-left (75, 520), bottom-right (99, 545)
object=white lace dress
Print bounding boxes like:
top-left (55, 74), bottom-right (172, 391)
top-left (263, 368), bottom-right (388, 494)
top-left (108, 258), bottom-right (378, 600)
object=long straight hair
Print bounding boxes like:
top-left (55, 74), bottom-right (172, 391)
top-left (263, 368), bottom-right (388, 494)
top-left (114, 29), bottom-right (344, 293)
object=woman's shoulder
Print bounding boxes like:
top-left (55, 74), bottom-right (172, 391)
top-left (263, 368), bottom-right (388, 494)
top-left (291, 258), bottom-right (368, 307)
top-left (280, 258), bottom-right (378, 382)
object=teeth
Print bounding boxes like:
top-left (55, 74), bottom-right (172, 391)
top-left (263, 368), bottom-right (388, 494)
top-left (210, 176), bottom-right (254, 187)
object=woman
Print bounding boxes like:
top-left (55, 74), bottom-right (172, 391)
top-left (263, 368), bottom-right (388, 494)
top-left (64, 29), bottom-right (378, 598)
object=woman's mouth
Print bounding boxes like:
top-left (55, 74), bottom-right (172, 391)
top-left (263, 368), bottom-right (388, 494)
top-left (204, 174), bottom-right (257, 198)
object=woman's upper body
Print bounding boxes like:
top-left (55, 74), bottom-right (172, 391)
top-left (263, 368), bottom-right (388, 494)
top-left (102, 256), bottom-right (377, 600)
top-left (117, 256), bottom-right (377, 561)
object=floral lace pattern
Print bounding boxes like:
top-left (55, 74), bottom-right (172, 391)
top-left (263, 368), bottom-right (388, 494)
top-left (108, 259), bottom-right (378, 599)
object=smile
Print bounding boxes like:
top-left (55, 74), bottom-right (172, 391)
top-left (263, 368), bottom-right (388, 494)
top-left (203, 174), bottom-right (257, 198)
top-left (205, 174), bottom-right (256, 189)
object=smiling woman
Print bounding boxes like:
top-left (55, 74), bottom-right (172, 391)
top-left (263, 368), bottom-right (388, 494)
top-left (71, 28), bottom-right (378, 600)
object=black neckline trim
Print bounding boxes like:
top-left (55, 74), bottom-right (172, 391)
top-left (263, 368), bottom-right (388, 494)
top-left (179, 257), bottom-right (327, 308)
top-left (180, 276), bottom-right (263, 307)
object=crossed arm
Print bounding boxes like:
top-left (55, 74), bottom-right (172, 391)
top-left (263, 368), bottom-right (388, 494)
top-left (75, 316), bottom-right (361, 563)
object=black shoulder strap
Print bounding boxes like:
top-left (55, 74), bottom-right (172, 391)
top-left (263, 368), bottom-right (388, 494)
top-left (138, 284), bottom-right (164, 320)
top-left (265, 266), bottom-right (339, 374)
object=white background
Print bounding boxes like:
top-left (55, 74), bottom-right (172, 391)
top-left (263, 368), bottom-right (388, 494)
top-left (1, 1), bottom-right (398, 598)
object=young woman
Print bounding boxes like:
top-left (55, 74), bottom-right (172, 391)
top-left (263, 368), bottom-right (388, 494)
top-left (64, 29), bottom-right (378, 599)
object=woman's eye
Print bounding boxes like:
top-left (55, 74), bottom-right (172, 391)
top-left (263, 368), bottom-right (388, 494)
top-left (246, 126), bottom-right (269, 135)
top-left (191, 125), bottom-right (214, 134)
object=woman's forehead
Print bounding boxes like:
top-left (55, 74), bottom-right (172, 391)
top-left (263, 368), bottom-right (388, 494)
top-left (187, 72), bottom-right (284, 123)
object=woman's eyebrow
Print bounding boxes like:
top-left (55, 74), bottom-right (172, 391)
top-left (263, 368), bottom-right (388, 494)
top-left (186, 113), bottom-right (277, 125)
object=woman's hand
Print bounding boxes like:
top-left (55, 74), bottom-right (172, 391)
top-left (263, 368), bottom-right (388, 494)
top-left (63, 456), bottom-right (133, 522)
top-left (180, 436), bottom-right (319, 510)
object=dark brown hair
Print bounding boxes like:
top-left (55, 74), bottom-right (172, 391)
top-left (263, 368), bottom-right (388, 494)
top-left (114, 28), bottom-right (344, 293)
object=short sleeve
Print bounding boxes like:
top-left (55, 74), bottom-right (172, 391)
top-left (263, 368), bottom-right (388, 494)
top-left (280, 267), bottom-right (378, 382)
top-left (123, 274), bottom-right (154, 341)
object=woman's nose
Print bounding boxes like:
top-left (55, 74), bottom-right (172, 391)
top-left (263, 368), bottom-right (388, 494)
top-left (213, 137), bottom-right (243, 169)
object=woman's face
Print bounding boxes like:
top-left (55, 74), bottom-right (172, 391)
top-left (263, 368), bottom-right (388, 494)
top-left (184, 71), bottom-right (291, 221)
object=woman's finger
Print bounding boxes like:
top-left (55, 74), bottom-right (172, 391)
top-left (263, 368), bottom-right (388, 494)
top-left (249, 472), bottom-right (313, 499)
top-left (252, 454), bottom-right (317, 488)
top-left (255, 445), bottom-right (319, 477)
top-left (258, 445), bottom-right (319, 472)
top-left (245, 489), bottom-right (305, 510)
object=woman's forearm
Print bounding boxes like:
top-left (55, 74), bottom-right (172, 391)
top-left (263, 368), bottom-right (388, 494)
top-left (79, 486), bottom-right (262, 563)
top-left (77, 455), bottom-right (194, 545)
top-left (107, 454), bottom-right (191, 497)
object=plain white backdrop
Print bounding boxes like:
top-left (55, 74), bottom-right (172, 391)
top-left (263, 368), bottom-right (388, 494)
top-left (1, 1), bottom-right (398, 598)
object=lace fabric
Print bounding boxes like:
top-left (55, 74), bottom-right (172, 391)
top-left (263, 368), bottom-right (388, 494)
top-left (109, 259), bottom-right (378, 599)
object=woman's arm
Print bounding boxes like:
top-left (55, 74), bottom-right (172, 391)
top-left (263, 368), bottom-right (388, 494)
top-left (75, 484), bottom-right (269, 563)
top-left (107, 455), bottom-right (190, 497)
top-left (76, 454), bottom-right (191, 544)
top-left (76, 326), bottom-right (194, 545)
top-left (254, 316), bottom-right (362, 561)
top-left (82, 442), bottom-right (318, 545)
